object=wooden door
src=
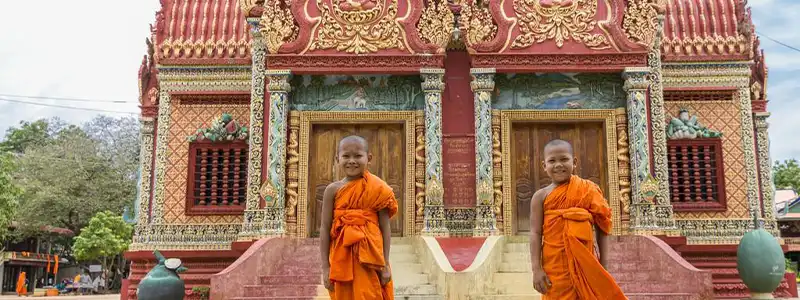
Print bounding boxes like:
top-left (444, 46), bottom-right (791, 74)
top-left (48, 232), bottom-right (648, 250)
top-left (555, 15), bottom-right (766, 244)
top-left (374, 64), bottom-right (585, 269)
top-left (307, 123), bottom-right (406, 237)
top-left (511, 122), bottom-right (607, 234)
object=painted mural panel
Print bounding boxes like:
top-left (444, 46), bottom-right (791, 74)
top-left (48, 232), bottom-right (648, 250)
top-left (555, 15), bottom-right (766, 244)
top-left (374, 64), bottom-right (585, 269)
top-left (290, 75), bottom-right (424, 111)
top-left (493, 73), bottom-right (625, 110)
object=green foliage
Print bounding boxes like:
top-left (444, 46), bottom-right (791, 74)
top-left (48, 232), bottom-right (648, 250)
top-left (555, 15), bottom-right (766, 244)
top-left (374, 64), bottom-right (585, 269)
top-left (11, 116), bottom-right (139, 235)
top-left (775, 159), bottom-right (800, 192)
top-left (192, 286), bottom-right (211, 300)
top-left (73, 211), bottom-right (133, 262)
top-left (0, 153), bottom-right (20, 241)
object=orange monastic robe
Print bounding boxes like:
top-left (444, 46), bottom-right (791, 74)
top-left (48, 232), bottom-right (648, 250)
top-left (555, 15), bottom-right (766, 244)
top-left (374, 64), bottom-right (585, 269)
top-left (15, 271), bottom-right (26, 296)
top-left (329, 171), bottom-right (399, 300)
top-left (541, 175), bottom-right (626, 300)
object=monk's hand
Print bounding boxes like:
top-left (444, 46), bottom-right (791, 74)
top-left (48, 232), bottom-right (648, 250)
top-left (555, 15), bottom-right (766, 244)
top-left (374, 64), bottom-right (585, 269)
top-left (378, 267), bottom-right (392, 286)
top-left (322, 267), bottom-right (334, 291)
top-left (532, 268), bottom-right (551, 294)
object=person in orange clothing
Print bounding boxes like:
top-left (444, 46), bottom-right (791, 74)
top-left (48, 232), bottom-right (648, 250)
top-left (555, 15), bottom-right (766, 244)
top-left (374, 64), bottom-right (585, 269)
top-left (15, 271), bottom-right (27, 296)
top-left (320, 135), bottom-right (398, 300)
top-left (529, 139), bottom-right (627, 299)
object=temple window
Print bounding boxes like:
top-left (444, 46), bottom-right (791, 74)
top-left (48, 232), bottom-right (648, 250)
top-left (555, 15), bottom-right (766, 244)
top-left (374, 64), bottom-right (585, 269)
top-left (666, 108), bottom-right (726, 211)
top-left (185, 113), bottom-right (249, 215)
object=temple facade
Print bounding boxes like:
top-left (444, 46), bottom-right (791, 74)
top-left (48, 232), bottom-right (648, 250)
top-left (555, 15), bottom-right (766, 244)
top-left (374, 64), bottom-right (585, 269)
top-left (126, 0), bottom-right (790, 299)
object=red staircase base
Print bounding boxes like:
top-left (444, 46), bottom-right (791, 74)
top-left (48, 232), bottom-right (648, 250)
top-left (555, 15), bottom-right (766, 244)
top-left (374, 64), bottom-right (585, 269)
top-left (123, 249), bottom-right (243, 300)
top-left (607, 235), bottom-right (714, 299)
top-left (211, 238), bottom-right (322, 300)
top-left (658, 236), bottom-right (798, 299)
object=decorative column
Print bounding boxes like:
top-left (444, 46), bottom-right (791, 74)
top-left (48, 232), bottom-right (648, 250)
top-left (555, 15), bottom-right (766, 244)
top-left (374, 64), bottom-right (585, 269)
top-left (420, 69), bottom-right (449, 236)
top-left (135, 116), bottom-right (156, 226)
top-left (261, 70), bottom-right (292, 235)
top-left (622, 68), bottom-right (658, 231)
top-left (240, 27), bottom-right (270, 240)
top-left (754, 112), bottom-right (778, 233)
top-left (737, 86), bottom-right (763, 226)
top-left (645, 14), bottom-right (676, 230)
top-left (471, 68), bottom-right (497, 236)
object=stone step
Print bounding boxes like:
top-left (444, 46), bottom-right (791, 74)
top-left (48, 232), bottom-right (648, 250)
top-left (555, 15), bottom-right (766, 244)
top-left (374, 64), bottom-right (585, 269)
top-left (242, 284), bottom-right (322, 297)
top-left (391, 252), bottom-right (419, 264)
top-left (392, 237), bottom-right (415, 245)
top-left (233, 297), bottom-right (327, 300)
top-left (504, 242), bottom-right (529, 253)
top-left (393, 273), bottom-right (430, 286)
top-left (499, 262), bottom-right (531, 273)
top-left (395, 284), bottom-right (438, 295)
top-left (625, 293), bottom-right (696, 300)
top-left (505, 236), bottom-right (532, 243)
top-left (503, 252), bottom-right (530, 262)
top-left (492, 273), bottom-right (533, 288)
top-left (393, 262), bottom-right (424, 274)
top-left (260, 275), bottom-right (320, 285)
top-left (469, 294), bottom-right (542, 300)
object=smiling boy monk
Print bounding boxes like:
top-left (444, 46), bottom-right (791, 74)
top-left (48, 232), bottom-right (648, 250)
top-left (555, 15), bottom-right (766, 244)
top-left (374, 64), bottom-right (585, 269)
top-left (320, 135), bottom-right (398, 300)
top-left (530, 139), bottom-right (627, 299)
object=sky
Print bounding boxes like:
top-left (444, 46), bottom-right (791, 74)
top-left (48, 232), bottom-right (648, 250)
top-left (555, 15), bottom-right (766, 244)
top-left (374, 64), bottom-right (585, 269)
top-left (0, 0), bottom-right (798, 162)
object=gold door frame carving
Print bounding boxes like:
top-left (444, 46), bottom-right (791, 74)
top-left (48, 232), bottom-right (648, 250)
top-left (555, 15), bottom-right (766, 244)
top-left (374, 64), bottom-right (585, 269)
top-left (297, 111), bottom-right (417, 237)
top-left (500, 110), bottom-right (622, 235)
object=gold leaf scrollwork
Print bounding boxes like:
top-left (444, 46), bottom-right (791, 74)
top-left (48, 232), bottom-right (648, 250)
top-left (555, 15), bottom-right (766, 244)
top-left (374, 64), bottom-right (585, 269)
top-left (285, 129), bottom-right (300, 216)
top-left (418, 0), bottom-right (455, 50)
top-left (459, 1), bottom-right (497, 46)
top-left (622, 0), bottom-right (663, 47)
top-left (259, 0), bottom-right (299, 54)
top-left (311, 0), bottom-right (407, 54)
top-left (511, 0), bottom-right (610, 50)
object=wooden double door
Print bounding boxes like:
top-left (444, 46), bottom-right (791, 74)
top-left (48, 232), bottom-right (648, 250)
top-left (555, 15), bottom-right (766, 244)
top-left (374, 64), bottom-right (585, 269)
top-left (511, 122), bottom-right (608, 234)
top-left (307, 123), bottom-right (406, 237)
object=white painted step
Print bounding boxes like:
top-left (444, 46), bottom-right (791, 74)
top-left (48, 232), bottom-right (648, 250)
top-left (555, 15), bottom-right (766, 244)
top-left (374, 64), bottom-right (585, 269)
top-left (503, 252), bottom-right (531, 262)
top-left (504, 243), bottom-right (530, 253)
top-left (492, 273), bottom-right (537, 294)
top-left (393, 273), bottom-right (430, 286)
top-left (499, 261), bottom-right (532, 273)
top-left (395, 284), bottom-right (438, 295)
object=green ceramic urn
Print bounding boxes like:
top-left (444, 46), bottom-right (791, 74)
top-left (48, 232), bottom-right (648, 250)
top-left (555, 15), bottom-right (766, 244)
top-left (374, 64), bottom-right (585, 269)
top-left (137, 250), bottom-right (188, 300)
top-left (736, 216), bottom-right (785, 297)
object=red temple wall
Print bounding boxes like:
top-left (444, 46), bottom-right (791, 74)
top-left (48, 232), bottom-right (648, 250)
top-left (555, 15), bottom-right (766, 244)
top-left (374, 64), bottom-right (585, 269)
top-left (442, 51), bottom-right (477, 208)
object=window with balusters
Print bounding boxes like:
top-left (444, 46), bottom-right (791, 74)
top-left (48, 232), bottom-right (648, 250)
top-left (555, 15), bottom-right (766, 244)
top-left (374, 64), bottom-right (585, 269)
top-left (185, 140), bottom-right (248, 215)
top-left (667, 138), bottom-right (726, 211)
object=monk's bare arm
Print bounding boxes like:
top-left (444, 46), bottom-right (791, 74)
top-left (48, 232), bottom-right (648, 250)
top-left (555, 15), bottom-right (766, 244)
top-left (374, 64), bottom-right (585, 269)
top-left (378, 208), bottom-right (391, 266)
top-left (320, 182), bottom-right (341, 271)
top-left (596, 226), bottom-right (609, 268)
top-left (530, 189), bottom-right (546, 272)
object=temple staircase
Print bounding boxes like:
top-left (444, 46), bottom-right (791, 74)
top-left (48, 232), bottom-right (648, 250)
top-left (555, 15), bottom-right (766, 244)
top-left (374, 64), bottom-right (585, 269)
top-left (213, 237), bottom-right (442, 300)
top-left (470, 236), bottom-right (542, 300)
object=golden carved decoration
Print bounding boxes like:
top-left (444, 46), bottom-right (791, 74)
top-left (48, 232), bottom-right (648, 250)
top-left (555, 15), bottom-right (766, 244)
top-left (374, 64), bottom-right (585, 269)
top-left (622, 0), bottom-right (664, 47)
top-left (297, 111), bottom-right (417, 237)
top-left (500, 110), bottom-right (621, 235)
top-left (259, 0), bottom-right (299, 54)
top-left (459, 2), bottom-right (497, 46)
top-left (491, 111), bottom-right (503, 221)
top-left (418, 0), bottom-right (455, 50)
top-left (415, 112), bottom-right (426, 217)
top-left (310, 0), bottom-right (407, 54)
top-left (615, 109), bottom-right (631, 214)
top-left (240, 0), bottom-right (265, 15)
top-left (286, 114), bottom-right (301, 217)
top-left (511, 0), bottom-right (610, 50)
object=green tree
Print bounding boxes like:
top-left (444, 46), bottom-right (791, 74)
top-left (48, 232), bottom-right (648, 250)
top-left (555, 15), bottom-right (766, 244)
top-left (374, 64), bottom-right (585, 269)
top-left (774, 159), bottom-right (800, 192)
top-left (73, 211), bottom-right (133, 293)
top-left (0, 153), bottom-right (20, 243)
top-left (0, 118), bottom-right (71, 153)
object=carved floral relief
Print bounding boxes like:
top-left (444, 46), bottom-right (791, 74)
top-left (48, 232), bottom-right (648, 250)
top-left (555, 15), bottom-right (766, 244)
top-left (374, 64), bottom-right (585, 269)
top-left (512, 0), bottom-right (611, 50)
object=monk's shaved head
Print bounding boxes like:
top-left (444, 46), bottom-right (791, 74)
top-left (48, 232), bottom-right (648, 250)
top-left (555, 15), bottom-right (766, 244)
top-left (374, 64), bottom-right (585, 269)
top-left (544, 139), bottom-right (573, 154)
top-left (338, 135), bottom-right (369, 153)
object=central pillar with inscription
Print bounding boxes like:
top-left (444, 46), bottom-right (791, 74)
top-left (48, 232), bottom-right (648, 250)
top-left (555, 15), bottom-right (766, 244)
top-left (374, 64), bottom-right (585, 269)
top-left (471, 68), bottom-right (498, 236)
top-left (421, 68), bottom-right (449, 236)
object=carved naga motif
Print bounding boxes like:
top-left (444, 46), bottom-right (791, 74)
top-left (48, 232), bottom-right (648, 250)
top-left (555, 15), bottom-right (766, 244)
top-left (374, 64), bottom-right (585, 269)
top-left (459, 0), bottom-right (498, 47)
top-left (417, 0), bottom-right (455, 51)
top-left (310, 0), bottom-right (408, 54)
top-left (259, 0), bottom-right (299, 54)
top-left (511, 0), bottom-right (610, 50)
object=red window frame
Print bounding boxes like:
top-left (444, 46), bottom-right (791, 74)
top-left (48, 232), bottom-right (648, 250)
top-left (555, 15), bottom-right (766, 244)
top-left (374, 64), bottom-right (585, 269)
top-left (667, 138), bottom-right (727, 212)
top-left (185, 140), bottom-right (248, 215)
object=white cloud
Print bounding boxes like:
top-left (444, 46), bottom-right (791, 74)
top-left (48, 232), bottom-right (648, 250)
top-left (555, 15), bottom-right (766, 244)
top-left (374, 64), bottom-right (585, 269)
top-left (0, 0), bottom-right (160, 133)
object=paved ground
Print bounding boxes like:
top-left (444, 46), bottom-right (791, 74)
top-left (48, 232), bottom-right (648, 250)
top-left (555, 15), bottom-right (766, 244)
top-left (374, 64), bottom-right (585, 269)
top-left (0, 295), bottom-right (119, 300)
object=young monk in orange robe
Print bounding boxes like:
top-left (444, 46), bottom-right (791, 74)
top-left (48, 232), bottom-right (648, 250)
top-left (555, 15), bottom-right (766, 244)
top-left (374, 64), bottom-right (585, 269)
top-left (320, 135), bottom-right (399, 300)
top-left (530, 139), bottom-right (627, 300)
top-left (16, 271), bottom-right (27, 296)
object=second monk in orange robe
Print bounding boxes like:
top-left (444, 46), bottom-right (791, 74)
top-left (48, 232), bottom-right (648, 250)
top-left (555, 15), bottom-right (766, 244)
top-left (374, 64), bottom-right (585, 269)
top-left (530, 139), bottom-right (627, 300)
top-left (320, 135), bottom-right (399, 300)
